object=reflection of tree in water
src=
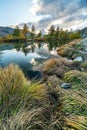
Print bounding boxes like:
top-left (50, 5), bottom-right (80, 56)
top-left (21, 42), bottom-right (50, 55)
top-left (38, 42), bottom-right (42, 49)
top-left (31, 45), bottom-right (35, 53)
top-left (48, 37), bottom-right (65, 50)
top-left (22, 49), bottom-right (29, 56)
top-left (14, 43), bottom-right (23, 51)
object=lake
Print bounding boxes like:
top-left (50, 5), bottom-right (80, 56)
top-left (0, 42), bottom-right (58, 79)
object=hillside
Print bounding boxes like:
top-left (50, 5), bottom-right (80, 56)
top-left (0, 26), bottom-right (14, 37)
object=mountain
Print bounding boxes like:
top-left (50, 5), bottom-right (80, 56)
top-left (80, 27), bottom-right (87, 38)
top-left (0, 26), bottom-right (14, 37)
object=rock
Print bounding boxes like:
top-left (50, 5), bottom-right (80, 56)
top-left (80, 68), bottom-right (85, 71)
top-left (61, 83), bottom-right (71, 89)
top-left (73, 56), bottom-right (83, 62)
top-left (84, 48), bottom-right (87, 51)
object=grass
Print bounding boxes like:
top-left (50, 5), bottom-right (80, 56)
top-left (42, 58), bottom-right (59, 72)
top-left (57, 39), bottom-right (82, 59)
top-left (81, 61), bottom-right (87, 71)
top-left (0, 64), bottom-right (26, 97)
top-left (0, 64), bottom-right (46, 118)
top-left (42, 58), bottom-right (72, 78)
top-left (0, 64), bottom-right (87, 130)
top-left (64, 70), bottom-right (87, 86)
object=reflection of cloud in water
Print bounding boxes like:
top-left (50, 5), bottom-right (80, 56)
top-left (30, 58), bottom-right (37, 65)
top-left (35, 43), bottom-right (50, 57)
top-left (34, 43), bottom-right (39, 48)
top-left (36, 48), bottom-right (49, 57)
top-left (11, 49), bottom-right (17, 52)
top-left (25, 45), bottom-right (32, 50)
top-left (50, 47), bottom-right (58, 55)
top-left (42, 43), bottom-right (49, 51)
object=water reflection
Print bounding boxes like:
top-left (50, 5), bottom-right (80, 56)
top-left (0, 42), bottom-right (58, 78)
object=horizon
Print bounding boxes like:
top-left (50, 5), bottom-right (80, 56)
top-left (0, 0), bottom-right (87, 30)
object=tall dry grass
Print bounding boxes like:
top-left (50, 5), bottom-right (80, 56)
top-left (0, 64), bottom-right (87, 130)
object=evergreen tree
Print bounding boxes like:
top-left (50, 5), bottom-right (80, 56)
top-left (37, 30), bottom-right (42, 37)
top-left (31, 25), bottom-right (35, 33)
top-left (13, 26), bottom-right (20, 37)
top-left (55, 27), bottom-right (59, 37)
top-left (48, 25), bottom-right (55, 36)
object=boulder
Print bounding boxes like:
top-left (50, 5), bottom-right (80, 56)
top-left (61, 83), bottom-right (71, 89)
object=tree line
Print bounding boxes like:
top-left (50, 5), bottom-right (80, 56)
top-left (0, 24), bottom-right (81, 45)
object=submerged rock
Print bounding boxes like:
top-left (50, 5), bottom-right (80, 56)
top-left (28, 70), bottom-right (42, 80)
top-left (61, 83), bottom-right (71, 89)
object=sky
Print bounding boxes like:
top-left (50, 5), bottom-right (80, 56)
top-left (0, 0), bottom-right (87, 31)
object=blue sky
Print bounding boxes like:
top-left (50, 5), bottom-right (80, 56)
top-left (0, 0), bottom-right (87, 30)
top-left (0, 0), bottom-right (33, 26)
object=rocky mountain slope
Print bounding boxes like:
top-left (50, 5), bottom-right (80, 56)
top-left (0, 26), bottom-right (14, 37)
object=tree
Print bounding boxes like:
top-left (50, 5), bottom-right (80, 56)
top-left (55, 27), bottom-right (59, 37)
top-left (30, 25), bottom-right (35, 39)
top-left (37, 30), bottom-right (42, 38)
top-left (48, 25), bottom-right (55, 36)
top-left (13, 26), bottom-right (20, 37)
top-left (22, 24), bottom-right (29, 39)
top-left (31, 25), bottom-right (35, 33)
top-left (20, 30), bottom-right (25, 38)
top-left (6, 34), bottom-right (13, 39)
top-left (69, 30), bottom-right (81, 40)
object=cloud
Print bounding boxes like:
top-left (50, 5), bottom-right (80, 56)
top-left (30, 0), bottom-right (87, 31)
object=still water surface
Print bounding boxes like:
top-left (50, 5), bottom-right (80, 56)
top-left (0, 42), bottom-right (56, 78)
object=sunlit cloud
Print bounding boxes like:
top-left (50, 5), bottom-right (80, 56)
top-left (30, 0), bottom-right (87, 31)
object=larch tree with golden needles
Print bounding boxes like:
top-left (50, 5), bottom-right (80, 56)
top-left (22, 23), bottom-right (29, 40)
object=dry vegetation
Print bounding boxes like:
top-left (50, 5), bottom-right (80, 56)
top-left (57, 39), bottom-right (82, 59)
top-left (42, 58), bottom-right (77, 78)
top-left (0, 61), bottom-right (87, 130)
top-left (64, 70), bottom-right (87, 86)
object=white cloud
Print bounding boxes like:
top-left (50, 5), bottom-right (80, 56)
top-left (30, 5), bottom-right (40, 15)
top-left (29, 0), bottom-right (87, 31)
top-left (33, 0), bottom-right (38, 4)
